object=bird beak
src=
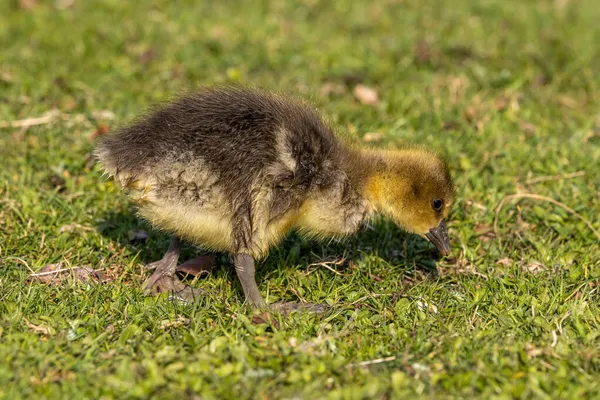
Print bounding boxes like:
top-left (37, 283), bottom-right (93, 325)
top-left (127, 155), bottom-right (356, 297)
top-left (425, 219), bottom-right (451, 256)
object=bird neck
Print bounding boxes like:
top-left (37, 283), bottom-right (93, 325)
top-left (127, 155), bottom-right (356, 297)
top-left (343, 147), bottom-right (414, 216)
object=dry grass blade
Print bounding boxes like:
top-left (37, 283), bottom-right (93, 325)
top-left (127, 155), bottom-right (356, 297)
top-left (5, 256), bottom-right (36, 274)
top-left (306, 257), bottom-right (348, 276)
top-left (23, 318), bottom-right (53, 335)
top-left (0, 110), bottom-right (61, 129)
top-left (348, 356), bottom-right (396, 368)
top-left (29, 266), bottom-right (83, 277)
top-left (522, 171), bottom-right (586, 185)
top-left (353, 84), bottom-right (380, 105)
top-left (28, 263), bottom-right (109, 284)
top-left (494, 193), bottom-right (600, 246)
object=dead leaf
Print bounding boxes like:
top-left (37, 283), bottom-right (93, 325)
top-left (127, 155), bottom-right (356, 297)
top-left (28, 263), bottom-right (110, 285)
top-left (55, 0), bottom-right (75, 9)
top-left (362, 132), bottom-right (385, 143)
top-left (519, 121), bottom-right (536, 134)
top-left (176, 255), bottom-right (215, 277)
top-left (19, 0), bottom-right (37, 9)
top-left (554, 0), bottom-right (570, 10)
top-left (557, 95), bottom-right (577, 109)
top-left (474, 224), bottom-right (492, 234)
top-left (92, 124), bottom-right (110, 138)
top-left (59, 223), bottom-right (94, 233)
top-left (0, 70), bottom-right (14, 83)
top-left (353, 84), bottom-right (379, 105)
top-left (251, 312), bottom-right (280, 328)
top-left (24, 318), bottom-right (53, 335)
top-left (319, 82), bottom-right (346, 97)
top-left (496, 258), bottom-right (512, 267)
top-left (495, 95), bottom-right (510, 111)
top-left (464, 106), bottom-right (478, 122)
top-left (522, 260), bottom-right (546, 274)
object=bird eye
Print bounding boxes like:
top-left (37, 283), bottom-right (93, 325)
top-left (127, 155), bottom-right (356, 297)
top-left (432, 198), bottom-right (444, 212)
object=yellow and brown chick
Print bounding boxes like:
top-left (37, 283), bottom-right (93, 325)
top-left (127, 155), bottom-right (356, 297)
top-left (95, 87), bottom-right (454, 310)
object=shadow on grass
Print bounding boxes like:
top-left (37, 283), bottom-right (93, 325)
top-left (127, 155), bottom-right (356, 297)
top-left (95, 210), bottom-right (442, 285)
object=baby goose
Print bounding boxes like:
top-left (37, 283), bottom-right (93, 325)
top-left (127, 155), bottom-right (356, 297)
top-left (95, 87), bottom-right (454, 309)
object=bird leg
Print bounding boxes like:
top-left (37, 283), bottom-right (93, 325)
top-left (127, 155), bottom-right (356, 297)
top-left (145, 236), bottom-right (202, 302)
top-left (234, 253), bottom-right (328, 314)
top-left (234, 253), bottom-right (267, 308)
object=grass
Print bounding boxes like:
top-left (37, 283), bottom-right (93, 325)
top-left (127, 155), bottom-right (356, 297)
top-left (1, 0), bottom-right (599, 398)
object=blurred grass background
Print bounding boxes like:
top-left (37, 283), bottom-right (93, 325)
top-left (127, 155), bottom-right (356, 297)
top-left (0, 0), bottom-right (599, 398)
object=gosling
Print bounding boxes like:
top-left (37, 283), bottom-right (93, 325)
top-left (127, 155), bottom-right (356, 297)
top-left (95, 87), bottom-right (454, 310)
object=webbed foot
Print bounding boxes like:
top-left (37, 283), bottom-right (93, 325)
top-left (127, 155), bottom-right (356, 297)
top-left (145, 270), bottom-right (202, 303)
top-left (232, 253), bottom-right (329, 317)
top-left (143, 236), bottom-right (202, 303)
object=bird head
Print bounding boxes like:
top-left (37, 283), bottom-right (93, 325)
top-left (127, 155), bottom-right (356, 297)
top-left (364, 149), bottom-right (455, 255)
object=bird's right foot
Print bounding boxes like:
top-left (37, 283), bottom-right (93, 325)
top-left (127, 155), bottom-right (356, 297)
top-left (144, 237), bottom-right (201, 303)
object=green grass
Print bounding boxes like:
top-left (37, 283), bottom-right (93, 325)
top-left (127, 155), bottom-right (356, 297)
top-left (1, 0), bottom-right (599, 398)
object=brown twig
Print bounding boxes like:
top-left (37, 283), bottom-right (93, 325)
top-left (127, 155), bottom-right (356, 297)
top-left (494, 193), bottom-right (600, 246)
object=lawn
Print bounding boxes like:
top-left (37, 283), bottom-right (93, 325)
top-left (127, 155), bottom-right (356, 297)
top-left (1, 0), bottom-right (599, 398)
